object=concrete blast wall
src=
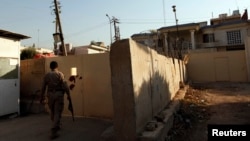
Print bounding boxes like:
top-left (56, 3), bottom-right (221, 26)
top-left (110, 39), bottom-right (186, 140)
top-left (21, 53), bottom-right (113, 119)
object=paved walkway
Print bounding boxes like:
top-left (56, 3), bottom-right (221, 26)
top-left (0, 113), bottom-right (112, 141)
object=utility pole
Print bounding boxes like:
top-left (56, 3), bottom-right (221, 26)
top-left (53, 0), bottom-right (67, 56)
top-left (172, 5), bottom-right (181, 59)
top-left (172, 5), bottom-right (179, 40)
top-left (106, 14), bottom-right (112, 47)
top-left (112, 16), bottom-right (120, 42)
top-left (105, 15), bottom-right (120, 44)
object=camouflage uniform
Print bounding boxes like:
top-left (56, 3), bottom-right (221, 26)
top-left (41, 70), bottom-right (70, 133)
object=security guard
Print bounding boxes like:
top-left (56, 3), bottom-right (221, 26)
top-left (40, 61), bottom-right (71, 139)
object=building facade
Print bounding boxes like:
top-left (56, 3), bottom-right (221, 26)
top-left (131, 9), bottom-right (250, 58)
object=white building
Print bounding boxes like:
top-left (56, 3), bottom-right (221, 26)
top-left (72, 42), bottom-right (109, 55)
top-left (0, 29), bottom-right (29, 116)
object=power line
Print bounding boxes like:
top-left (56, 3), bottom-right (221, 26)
top-left (121, 17), bottom-right (211, 22)
top-left (121, 18), bottom-right (170, 21)
top-left (121, 21), bottom-right (167, 24)
top-left (119, 17), bottom-right (211, 25)
top-left (65, 22), bottom-right (108, 38)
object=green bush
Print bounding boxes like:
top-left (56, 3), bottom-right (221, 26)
top-left (20, 47), bottom-right (38, 60)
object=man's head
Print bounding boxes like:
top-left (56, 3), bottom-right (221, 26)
top-left (50, 61), bottom-right (58, 70)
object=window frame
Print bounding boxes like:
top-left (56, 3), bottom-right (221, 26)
top-left (226, 30), bottom-right (242, 45)
top-left (203, 33), bottom-right (215, 43)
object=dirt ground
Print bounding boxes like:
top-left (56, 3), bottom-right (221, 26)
top-left (166, 82), bottom-right (250, 141)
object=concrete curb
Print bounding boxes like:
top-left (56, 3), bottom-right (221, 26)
top-left (100, 86), bottom-right (188, 141)
top-left (137, 86), bottom-right (187, 141)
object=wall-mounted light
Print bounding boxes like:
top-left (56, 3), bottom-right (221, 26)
top-left (70, 67), bottom-right (77, 76)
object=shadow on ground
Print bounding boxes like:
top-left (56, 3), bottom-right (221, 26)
top-left (0, 113), bottom-right (112, 141)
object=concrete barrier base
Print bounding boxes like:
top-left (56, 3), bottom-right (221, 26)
top-left (101, 86), bottom-right (187, 141)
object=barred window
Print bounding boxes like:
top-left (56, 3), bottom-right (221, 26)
top-left (203, 33), bottom-right (215, 43)
top-left (227, 30), bottom-right (242, 45)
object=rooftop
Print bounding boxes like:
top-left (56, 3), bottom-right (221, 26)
top-left (0, 29), bottom-right (30, 40)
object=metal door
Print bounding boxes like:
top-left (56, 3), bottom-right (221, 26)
top-left (0, 58), bottom-right (19, 116)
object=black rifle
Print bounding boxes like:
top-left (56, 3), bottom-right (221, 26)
top-left (62, 81), bottom-right (74, 122)
top-left (68, 98), bottom-right (75, 122)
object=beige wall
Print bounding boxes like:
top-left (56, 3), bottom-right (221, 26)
top-left (21, 53), bottom-right (113, 119)
top-left (187, 50), bottom-right (248, 82)
top-left (20, 59), bottom-right (45, 97)
top-left (110, 39), bottom-right (186, 140)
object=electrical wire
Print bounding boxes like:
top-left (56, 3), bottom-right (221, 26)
top-left (119, 17), bottom-right (211, 25)
top-left (121, 21), bottom-right (172, 24)
top-left (65, 22), bottom-right (108, 39)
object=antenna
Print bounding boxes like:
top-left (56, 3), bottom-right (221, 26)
top-left (162, 0), bottom-right (166, 26)
top-left (235, 0), bottom-right (239, 10)
top-left (37, 29), bottom-right (39, 48)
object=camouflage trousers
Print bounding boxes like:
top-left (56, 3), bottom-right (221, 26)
top-left (47, 91), bottom-right (64, 130)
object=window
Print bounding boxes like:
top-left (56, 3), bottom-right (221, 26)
top-left (203, 33), bottom-right (215, 43)
top-left (227, 30), bottom-right (242, 45)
